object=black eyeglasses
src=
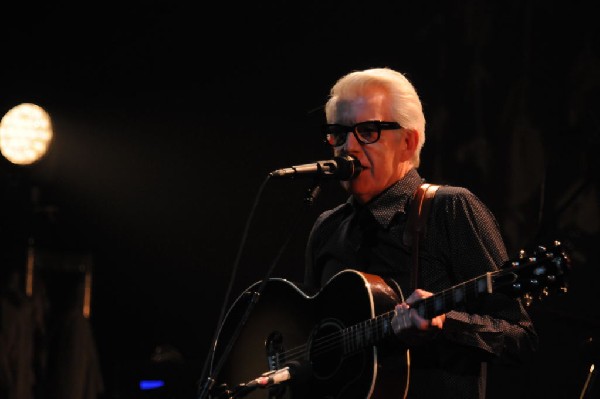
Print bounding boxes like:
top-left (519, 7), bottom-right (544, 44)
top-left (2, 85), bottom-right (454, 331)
top-left (323, 120), bottom-right (402, 147)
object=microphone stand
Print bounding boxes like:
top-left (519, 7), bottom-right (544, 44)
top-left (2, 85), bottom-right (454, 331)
top-left (197, 177), bottom-right (322, 399)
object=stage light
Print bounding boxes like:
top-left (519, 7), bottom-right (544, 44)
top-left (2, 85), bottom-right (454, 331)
top-left (0, 103), bottom-right (53, 165)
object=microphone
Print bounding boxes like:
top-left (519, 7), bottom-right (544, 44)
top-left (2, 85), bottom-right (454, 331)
top-left (232, 360), bottom-right (311, 397)
top-left (246, 367), bottom-right (292, 388)
top-left (269, 155), bottom-right (362, 180)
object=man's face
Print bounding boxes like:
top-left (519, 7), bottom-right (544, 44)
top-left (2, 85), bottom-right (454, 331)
top-left (331, 86), bottom-right (413, 204)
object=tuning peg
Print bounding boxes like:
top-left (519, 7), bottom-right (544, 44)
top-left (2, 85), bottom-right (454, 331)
top-left (560, 285), bottom-right (569, 294)
top-left (534, 245), bottom-right (547, 255)
top-left (522, 293), bottom-right (533, 307)
top-left (528, 256), bottom-right (538, 264)
top-left (538, 287), bottom-right (550, 301)
top-left (529, 278), bottom-right (540, 287)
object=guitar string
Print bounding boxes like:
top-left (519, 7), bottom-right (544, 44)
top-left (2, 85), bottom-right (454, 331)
top-left (267, 252), bottom-right (564, 365)
top-left (274, 311), bottom-right (395, 363)
top-left (269, 276), bottom-right (490, 364)
top-left (269, 294), bottom-right (425, 362)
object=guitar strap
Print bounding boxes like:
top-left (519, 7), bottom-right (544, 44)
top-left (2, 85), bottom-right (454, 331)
top-left (403, 183), bottom-right (440, 291)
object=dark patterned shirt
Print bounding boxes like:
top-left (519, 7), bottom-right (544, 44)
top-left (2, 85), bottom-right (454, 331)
top-left (304, 168), bottom-right (538, 399)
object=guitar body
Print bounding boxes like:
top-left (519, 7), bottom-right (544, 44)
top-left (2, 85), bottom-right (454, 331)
top-left (211, 270), bottom-right (409, 399)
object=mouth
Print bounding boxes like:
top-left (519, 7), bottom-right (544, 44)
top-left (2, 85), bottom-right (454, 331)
top-left (354, 163), bottom-right (368, 179)
top-left (334, 154), bottom-right (363, 180)
top-left (357, 163), bottom-right (369, 171)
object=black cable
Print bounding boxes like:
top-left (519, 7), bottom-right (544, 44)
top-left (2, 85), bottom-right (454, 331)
top-left (196, 174), bottom-right (271, 398)
top-left (196, 176), bottom-right (321, 399)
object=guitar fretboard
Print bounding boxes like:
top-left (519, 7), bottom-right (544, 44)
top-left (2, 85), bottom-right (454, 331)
top-left (412, 272), bottom-right (494, 319)
top-left (341, 272), bottom-right (497, 355)
top-left (328, 245), bottom-right (566, 357)
top-left (342, 312), bottom-right (395, 354)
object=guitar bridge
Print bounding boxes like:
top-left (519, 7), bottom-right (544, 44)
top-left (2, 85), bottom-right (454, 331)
top-left (265, 331), bottom-right (289, 398)
top-left (266, 331), bottom-right (286, 371)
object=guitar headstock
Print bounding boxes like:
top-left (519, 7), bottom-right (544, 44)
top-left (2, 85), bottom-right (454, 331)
top-left (498, 240), bottom-right (572, 306)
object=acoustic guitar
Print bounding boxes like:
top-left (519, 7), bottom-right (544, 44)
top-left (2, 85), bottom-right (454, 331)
top-left (209, 241), bottom-right (570, 399)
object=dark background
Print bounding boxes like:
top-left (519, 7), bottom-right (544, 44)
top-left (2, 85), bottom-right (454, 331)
top-left (1, 1), bottom-right (599, 398)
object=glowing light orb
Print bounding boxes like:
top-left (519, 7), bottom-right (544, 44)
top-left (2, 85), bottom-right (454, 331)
top-left (0, 103), bottom-right (53, 165)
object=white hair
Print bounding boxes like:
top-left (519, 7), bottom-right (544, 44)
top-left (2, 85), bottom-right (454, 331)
top-left (325, 67), bottom-right (426, 167)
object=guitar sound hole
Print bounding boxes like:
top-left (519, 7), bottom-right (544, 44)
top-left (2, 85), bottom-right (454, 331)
top-left (309, 319), bottom-right (344, 380)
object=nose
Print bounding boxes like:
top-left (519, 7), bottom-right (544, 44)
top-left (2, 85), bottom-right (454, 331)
top-left (343, 130), bottom-right (362, 154)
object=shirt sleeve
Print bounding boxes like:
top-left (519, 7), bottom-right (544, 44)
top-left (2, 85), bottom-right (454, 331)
top-left (430, 187), bottom-right (539, 364)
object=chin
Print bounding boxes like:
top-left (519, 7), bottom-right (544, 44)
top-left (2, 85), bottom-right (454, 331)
top-left (346, 180), bottom-right (367, 196)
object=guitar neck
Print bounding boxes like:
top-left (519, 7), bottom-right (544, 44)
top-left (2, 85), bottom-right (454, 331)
top-left (410, 271), bottom-right (504, 319)
top-left (342, 241), bottom-right (570, 354)
top-left (343, 270), bottom-right (504, 354)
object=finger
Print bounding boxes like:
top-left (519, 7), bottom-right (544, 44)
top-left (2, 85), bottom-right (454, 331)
top-left (406, 289), bottom-right (433, 305)
top-left (431, 314), bottom-right (446, 329)
top-left (410, 309), bottom-right (430, 330)
top-left (392, 304), bottom-right (413, 334)
top-left (405, 292), bottom-right (420, 305)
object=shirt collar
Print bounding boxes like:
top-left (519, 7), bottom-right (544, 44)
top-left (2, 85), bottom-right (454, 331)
top-left (347, 168), bottom-right (424, 228)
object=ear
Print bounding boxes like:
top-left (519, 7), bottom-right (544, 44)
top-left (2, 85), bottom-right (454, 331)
top-left (398, 128), bottom-right (419, 163)
top-left (404, 129), bottom-right (419, 152)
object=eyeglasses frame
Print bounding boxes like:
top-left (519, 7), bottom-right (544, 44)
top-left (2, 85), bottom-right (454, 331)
top-left (323, 120), bottom-right (402, 147)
